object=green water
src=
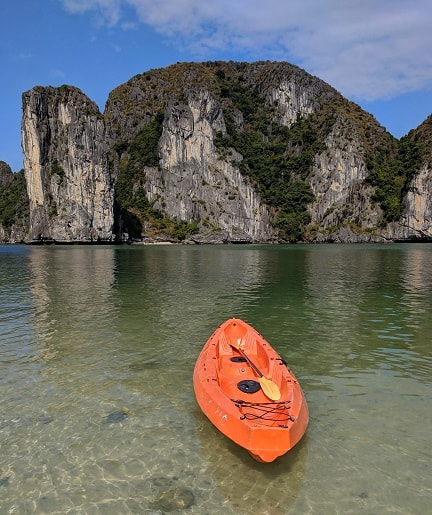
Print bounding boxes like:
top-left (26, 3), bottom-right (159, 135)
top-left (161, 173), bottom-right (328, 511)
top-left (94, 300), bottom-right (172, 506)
top-left (0, 243), bottom-right (431, 514)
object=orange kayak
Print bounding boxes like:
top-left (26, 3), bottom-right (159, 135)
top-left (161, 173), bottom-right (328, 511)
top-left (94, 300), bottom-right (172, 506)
top-left (193, 318), bottom-right (309, 462)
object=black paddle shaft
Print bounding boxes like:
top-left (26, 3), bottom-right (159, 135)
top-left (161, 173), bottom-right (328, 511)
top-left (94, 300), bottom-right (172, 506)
top-left (237, 347), bottom-right (264, 378)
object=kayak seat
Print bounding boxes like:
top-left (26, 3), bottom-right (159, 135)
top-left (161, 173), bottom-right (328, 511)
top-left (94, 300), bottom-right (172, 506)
top-left (231, 356), bottom-right (247, 363)
top-left (218, 355), bottom-right (249, 377)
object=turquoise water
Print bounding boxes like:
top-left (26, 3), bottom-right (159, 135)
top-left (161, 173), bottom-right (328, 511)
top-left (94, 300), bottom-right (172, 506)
top-left (0, 243), bottom-right (431, 514)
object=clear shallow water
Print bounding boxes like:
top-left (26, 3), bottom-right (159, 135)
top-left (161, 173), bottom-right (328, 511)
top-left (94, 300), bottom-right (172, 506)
top-left (0, 243), bottom-right (431, 514)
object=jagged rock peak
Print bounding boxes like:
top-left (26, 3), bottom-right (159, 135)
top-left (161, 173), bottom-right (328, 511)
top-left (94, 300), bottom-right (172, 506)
top-left (25, 84), bottom-right (102, 116)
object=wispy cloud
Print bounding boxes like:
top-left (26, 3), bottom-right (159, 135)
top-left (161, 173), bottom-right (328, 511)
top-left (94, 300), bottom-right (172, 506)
top-left (62, 0), bottom-right (122, 25)
top-left (17, 52), bottom-right (33, 60)
top-left (120, 20), bottom-right (137, 31)
top-left (50, 68), bottom-right (66, 79)
top-left (110, 43), bottom-right (122, 53)
top-left (59, 0), bottom-right (432, 100)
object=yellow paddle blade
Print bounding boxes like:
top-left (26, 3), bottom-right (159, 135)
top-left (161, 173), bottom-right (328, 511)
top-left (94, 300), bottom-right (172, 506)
top-left (258, 376), bottom-right (281, 401)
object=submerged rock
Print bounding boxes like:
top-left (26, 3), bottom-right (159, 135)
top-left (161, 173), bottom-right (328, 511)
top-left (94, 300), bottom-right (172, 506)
top-left (104, 409), bottom-right (129, 424)
top-left (150, 485), bottom-right (195, 512)
top-left (38, 413), bottom-right (54, 424)
top-left (0, 476), bottom-right (10, 487)
top-left (148, 477), bottom-right (195, 512)
top-left (129, 359), bottom-right (161, 371)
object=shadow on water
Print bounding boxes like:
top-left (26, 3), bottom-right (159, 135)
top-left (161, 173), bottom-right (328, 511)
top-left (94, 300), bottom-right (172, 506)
top-left (194, 407), bottom-right (307, 515)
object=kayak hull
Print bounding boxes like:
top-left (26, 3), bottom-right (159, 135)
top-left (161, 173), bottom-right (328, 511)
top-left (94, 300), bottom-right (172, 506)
top-left (193, 318), bottom-right (309, 463)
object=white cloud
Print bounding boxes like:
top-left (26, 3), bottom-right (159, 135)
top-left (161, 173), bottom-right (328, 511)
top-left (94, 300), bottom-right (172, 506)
top-left (60, 0), bottom-right (432, 100)
top-left (62, 0), bottom-right (122, 25)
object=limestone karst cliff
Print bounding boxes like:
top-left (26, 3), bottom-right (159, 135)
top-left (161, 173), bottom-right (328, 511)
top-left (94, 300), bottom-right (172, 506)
top-left (21, 86), bottom-right (114, 242)
top-left (105, 61), bottom-right (429, 242)
top-left (386, 115), bottom-right (432, 240)
top-left (1, 61), bottom-right (431, 243)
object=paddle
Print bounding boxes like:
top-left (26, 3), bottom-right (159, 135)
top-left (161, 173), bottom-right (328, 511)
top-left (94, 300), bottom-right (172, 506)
top-left (228, 338), bottom-right (281, 401)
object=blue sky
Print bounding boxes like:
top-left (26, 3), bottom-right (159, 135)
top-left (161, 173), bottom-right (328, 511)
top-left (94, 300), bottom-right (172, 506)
top-left (2, 0), bottom-right (432, 172)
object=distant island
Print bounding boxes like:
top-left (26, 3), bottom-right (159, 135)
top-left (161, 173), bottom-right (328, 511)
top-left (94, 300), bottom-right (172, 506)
top-left (1, 61), bottom-right (431, 244)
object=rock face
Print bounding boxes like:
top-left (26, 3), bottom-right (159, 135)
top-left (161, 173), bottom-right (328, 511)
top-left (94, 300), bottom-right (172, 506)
top-left (21, 86), bottom-right (114, 242)
top-left (307, 113), bottom-right (386, 241)
top-left (401, 163), bottom-right (432, 239)
top-left (383, 117), bottom-right (432, 241)
top-left (143, 92), bottom-right (273, 242)
top-left (12, 61), bottom-right (432, 244)
top-left (263, 63), bottom-right (336, 126)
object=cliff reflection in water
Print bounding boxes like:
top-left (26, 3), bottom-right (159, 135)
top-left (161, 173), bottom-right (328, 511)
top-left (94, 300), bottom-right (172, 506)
top-left (27, 244), bottom-right (271, 371)
top-left (288, 244), bottom-right (432, 514)
top-left (28, 246), bottom-right (117, 364)
top-left (291, 244), bottom-right (432, 382)
top-left (109, 246), bottom-right (272, 357)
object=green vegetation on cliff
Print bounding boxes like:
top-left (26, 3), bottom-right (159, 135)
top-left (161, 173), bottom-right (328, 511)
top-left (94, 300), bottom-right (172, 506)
top-left (0, 170), bottom-right (29, 228)
top-left (213, 65), bottom-right (429, 233)
top-left (314, 94), bottom-right (428, 226)
top-left (114, 113), bottom-right (163, 238)
top-left (49, 160), bottom-right (66, 181)
top-left (114, 113), bottom-right (199, 241)
top-left (214, 72), bottom-right (325, 241)
top-left (366, 133), bottom-right (425, 223)
top-left (115, 112), bottom-right (164, 213)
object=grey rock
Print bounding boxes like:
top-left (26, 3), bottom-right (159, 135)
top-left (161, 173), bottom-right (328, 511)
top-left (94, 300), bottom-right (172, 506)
top-left (187, 231), bottom-right (229, 245)
top-left (150, 487), bottom-right (195, 512)
top-left (0, 476), bottom-right (10, 487)
top-left (104, 410), bottom-right (128, 424)
top-left (21, 85), bottom-right (114, 243)
top-left (133, 91), bottom-right (274, 243)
